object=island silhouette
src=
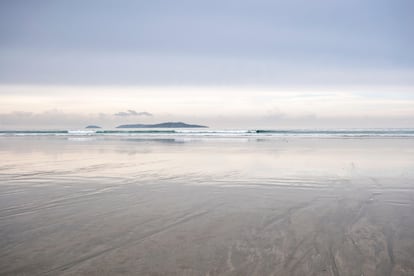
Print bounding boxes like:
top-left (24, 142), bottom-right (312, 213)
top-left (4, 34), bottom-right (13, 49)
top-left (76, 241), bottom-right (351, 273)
top-left (85, 125), bottom-right (102, 129)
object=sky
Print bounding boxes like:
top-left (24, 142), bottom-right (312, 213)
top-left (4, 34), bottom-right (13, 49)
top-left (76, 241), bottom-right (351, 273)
top-left (0, 0), bottom-right (413, 129)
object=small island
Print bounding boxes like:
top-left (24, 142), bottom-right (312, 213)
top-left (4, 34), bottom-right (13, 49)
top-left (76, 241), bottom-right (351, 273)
top-left (85, 125), bottom-right (102, 129)
top-left (116, 122), bottom-right (208, 128)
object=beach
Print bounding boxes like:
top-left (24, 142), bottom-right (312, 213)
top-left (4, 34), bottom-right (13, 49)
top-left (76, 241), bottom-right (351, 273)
top-left (1, 135), bottom-right (414, 275)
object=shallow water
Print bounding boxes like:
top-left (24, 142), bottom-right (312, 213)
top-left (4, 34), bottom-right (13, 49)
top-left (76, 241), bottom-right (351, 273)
top-left (1, 136), bottom-right (414, 275)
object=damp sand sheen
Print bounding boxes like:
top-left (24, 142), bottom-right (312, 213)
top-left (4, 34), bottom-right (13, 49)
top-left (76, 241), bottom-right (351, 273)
top-left (1, 132), bottom-right (414, 275)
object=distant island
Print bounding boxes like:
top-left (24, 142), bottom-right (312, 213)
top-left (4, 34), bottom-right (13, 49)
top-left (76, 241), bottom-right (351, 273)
top-left (85, 125), bottom-right (102, 129)
top-left (116, 122), bottom-right (208, 128)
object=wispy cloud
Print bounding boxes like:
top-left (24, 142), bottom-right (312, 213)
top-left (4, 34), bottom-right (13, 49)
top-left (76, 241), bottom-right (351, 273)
top-left (1, 86), bottom-right (414, 128)
top-left (114, 110), bottom-right (153, 117)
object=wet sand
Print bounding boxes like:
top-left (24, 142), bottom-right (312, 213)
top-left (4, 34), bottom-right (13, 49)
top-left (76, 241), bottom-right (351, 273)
top-left (1, 136), bottom-right (414, 275)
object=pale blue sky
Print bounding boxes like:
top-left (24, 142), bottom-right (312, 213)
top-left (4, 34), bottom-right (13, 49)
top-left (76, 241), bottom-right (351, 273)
top-left (0, 0), bottom-right (413, 128)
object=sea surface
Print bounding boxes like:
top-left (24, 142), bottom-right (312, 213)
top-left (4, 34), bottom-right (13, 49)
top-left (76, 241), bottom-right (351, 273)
top-left (1, 130), bottom-right (414, 275)
top-left (1, 128), bottom-right (414, 137)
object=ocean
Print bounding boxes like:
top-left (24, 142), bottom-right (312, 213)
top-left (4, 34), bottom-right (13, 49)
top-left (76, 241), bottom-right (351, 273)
top-left (1, 130), bottom-right (414, 275)
top-left (1, 128), bottom-right (414, 137)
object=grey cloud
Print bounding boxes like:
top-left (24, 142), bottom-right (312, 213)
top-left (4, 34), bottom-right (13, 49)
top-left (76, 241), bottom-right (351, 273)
top-left (3, 51), bottom-right (414, 87)
top-left (114, 110), bottom-right (153, 117)
top-left (0, 0), bottom-right (412, 87)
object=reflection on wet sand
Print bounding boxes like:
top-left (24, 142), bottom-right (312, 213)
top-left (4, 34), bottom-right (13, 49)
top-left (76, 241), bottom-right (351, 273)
top-left (0, 136), bottom-right (414, 275)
